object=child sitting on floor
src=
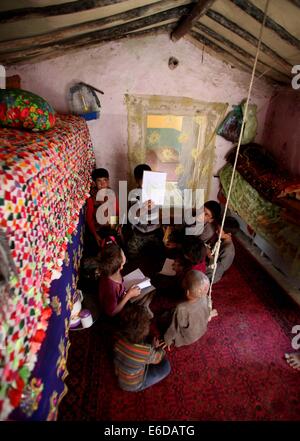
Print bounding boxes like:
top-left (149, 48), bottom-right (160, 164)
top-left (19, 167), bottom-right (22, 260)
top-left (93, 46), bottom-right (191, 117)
top-left (151, 253), bottom-right (191, 299)
top-left (114, 304), bottom-right (171, 391)
top-left (171, 254), bottom-right (191, 280)
top-left (126, 164), bottom-right (164, 262)
top-left (165, 200), bottom-right (221, 251)
top-left (98, 241), bottom-right (154, 318)
top-left (98, 241), bottom-right (140, 317)
top-left (199, 200), bottom-right (221, 246)
top-left (206, 216), bottom-right (239, 284)
top-left (163, 270), bottom-right (216, 349)
top-left (86, 168), bottom-right (120, 254)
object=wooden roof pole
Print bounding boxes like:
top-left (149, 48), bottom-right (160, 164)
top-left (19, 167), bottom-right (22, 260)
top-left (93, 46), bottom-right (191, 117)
top-left (171, 0), bottom-right (215, 42)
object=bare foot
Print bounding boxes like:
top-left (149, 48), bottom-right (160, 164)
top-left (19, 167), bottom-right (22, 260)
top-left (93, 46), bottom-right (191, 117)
top-left (285, 353), bottom-right (300, 371)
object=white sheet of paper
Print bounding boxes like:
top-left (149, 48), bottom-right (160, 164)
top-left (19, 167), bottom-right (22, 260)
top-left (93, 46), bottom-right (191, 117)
top-left (159, 258), bottom-right (176, 276)
top-left (136, 278), bottom-right (152, 290)
top-left (142, 171), bottom-right (167, 206)
top-left (123, 268), bottom-right (151, 290)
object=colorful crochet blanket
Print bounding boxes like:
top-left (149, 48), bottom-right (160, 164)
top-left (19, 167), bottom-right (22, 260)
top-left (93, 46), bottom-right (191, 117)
top-left (0, 114), bottom-right (95, 419)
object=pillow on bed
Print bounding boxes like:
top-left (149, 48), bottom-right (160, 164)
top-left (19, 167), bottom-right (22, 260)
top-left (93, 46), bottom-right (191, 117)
top-left (0, 88), bottom-right (56, 131)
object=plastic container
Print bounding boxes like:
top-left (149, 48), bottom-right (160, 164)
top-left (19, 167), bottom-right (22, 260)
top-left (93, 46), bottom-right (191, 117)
top-left (80, 309), bottom-right (93, 328)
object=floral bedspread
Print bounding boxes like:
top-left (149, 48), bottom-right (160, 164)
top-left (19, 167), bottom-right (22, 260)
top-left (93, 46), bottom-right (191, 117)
top-left (0, 114), bottom-right (95, 420)
top-left (219, 163), bottom-right (300, 280)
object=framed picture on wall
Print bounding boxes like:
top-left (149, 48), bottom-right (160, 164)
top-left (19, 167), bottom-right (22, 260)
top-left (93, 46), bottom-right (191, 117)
top-left (125, 94), bottom-right (228, 207)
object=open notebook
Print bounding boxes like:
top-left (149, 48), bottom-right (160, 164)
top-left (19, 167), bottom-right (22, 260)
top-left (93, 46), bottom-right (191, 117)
top-left (123, 268), bottom-right (155, 302)
top-left (158, 258), bottom-right (176, 276)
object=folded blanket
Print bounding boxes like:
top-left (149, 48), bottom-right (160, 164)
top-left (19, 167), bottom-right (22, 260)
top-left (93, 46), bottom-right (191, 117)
top-left (226, 144), bottom-right (300, 202)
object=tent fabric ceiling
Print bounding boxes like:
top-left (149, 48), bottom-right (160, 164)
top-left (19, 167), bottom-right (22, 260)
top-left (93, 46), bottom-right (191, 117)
top-left (0, 0), bottom-right (299, 84)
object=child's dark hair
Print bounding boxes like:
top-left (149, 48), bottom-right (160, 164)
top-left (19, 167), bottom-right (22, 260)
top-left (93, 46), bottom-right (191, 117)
top-left (134, 164), bottom-right (151, 181)
top-left (92, 168), bottom-right (109, 182)
top-left (99, 243), bottom-right (123, 276)
top-left (119, 305), bottom-right (150, 343)
top-left (222, 216), bottom-right (240, 235)
top-left (174, 252), bottom-right (191, 272)
top-left (182, 236), bottom-right (206, 265)
top-left (204, 200), bottom-right (221, 223)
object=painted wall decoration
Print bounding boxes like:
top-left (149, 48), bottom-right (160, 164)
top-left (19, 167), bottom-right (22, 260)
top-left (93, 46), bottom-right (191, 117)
top-left (126, 94), bottom-right (228, 204)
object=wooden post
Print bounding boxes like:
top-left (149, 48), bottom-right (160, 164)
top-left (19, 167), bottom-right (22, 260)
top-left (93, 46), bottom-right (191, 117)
top-left (171, 0), bottom-right (215, 42)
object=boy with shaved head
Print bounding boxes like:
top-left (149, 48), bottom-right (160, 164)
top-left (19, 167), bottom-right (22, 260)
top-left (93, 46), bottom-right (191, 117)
top-left (163, 270), bottom-right (217, 349)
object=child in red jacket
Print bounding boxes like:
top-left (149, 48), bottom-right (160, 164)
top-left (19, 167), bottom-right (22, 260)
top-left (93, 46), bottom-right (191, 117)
top-left (86, 168), bottom-right (119, 255)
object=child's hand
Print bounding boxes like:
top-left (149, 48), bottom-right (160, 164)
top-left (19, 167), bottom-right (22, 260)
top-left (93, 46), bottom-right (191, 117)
top-left (161, 341), bottom-right (172, 351)
top-left (206, 246), bottom-right (212, 259)
top-left (127, 285), bottom-right (141, 298)
top-left (153, 337), bottom-right (165, 348)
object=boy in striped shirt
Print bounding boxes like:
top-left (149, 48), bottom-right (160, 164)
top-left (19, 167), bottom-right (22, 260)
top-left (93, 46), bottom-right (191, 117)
top-left (114, 305), bottom-right (170, 391)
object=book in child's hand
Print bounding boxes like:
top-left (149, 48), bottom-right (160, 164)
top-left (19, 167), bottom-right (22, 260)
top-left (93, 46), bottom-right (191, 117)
top-left (159, 258), bottom-right (176, 276)
top-left (124, 268), bottom-right (151, 290)
top-left (123, 268), bottom-right (155, 302)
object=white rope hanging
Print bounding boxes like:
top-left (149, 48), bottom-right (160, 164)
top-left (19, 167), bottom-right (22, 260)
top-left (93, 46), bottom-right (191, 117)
top-left (207, 0), bottom-right (271, 310)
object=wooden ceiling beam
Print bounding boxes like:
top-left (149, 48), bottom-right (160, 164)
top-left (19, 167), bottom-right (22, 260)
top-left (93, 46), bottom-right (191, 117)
top-left (0, 0), bottom-right (127, 24)
top-left (194, 22), bottom-right (291, 81)
top-left (0, 0), bottom-right (188, 52)
top-left (171, 0), bottom-right (215, 41)
top-left (206, 10), bottom-right (292, 71)
top-left (2, 24), bottom-right (174, 66)
top-left (0, 7), bottom-right (188, 64)
top-left (231, 0), bottom-right (300, 50)
top-left (189, 30), bottom-right (255, 73)
top-left (0, 0), bottom-right (189, 53)
top-left (189, 30), bottom-right (282, 84)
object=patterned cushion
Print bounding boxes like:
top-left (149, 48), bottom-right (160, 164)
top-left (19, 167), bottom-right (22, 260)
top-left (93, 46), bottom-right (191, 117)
top-left (0, 88), bottom-right (56, 131)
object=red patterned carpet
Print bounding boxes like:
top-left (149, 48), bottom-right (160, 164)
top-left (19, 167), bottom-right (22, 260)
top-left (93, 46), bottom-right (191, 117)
top-left (58, 240), bottom-right (300, 421)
